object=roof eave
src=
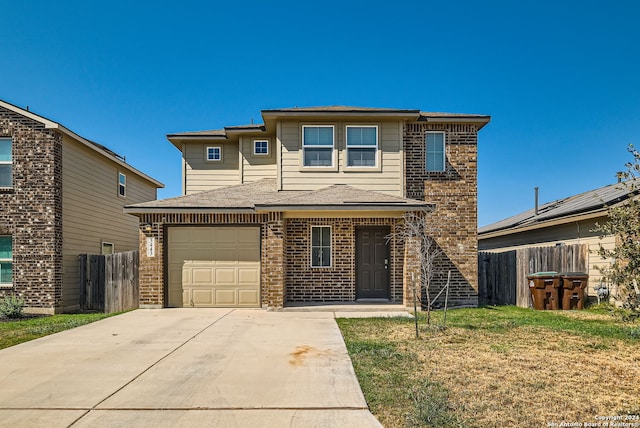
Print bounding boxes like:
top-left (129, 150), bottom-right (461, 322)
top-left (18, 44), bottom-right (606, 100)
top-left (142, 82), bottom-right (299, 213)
top-left (420, 115), bottom-right (491, 130)
top-left (124, 207), bottom-right (256, 215)
top-left (478, 208), bottom-right (609, 240)
top-left (255, 203), bottom-right (434, 212)
top-left (261, 110), bottom-right (420, 120)
top-left (166, 134), bottom-right (229, 151)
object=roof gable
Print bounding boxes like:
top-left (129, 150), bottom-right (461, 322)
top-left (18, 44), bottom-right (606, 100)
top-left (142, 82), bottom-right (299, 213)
top-left (0, 99), bottom-right (163, 188)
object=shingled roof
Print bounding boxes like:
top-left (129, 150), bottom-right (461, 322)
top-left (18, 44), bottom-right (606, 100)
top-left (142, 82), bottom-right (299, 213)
top-left (479, 180), bottom-right (638, 236)
top-left (124, 179), bottom-right (433, 214)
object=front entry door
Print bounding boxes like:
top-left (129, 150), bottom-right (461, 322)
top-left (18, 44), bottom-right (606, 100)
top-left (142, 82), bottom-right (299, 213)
top-left (356, 226), bottom-right (390, 299)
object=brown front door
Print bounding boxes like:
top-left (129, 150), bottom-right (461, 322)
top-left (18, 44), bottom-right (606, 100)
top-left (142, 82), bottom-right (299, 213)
top-left (356, 226), bottom-right (390, 300)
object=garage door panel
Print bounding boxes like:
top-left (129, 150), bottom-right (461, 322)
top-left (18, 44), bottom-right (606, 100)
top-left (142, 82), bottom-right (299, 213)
top-left (215, 289), bottom-right (237, 305)
top-left (238, 268), bottom-right (259, 285)
top-left (192, 289), bottom-right (214, 306)
top-left (168, 227), bottom-right (260, 308)
top-left (238, 289), bottom-right (260, 306)
top-left (214, 268), bottom-right (237, 285)
top-left (191, 268), bottom-right (214, 285)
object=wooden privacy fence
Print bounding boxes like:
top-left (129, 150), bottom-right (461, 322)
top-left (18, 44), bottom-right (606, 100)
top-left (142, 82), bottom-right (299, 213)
top-left (478, 244), bottom-right (588, 308)
top-left (79, 250), bottom-right (139, 313)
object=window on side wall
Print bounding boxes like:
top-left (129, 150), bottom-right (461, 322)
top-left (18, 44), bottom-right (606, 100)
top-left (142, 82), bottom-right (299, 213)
top-left (101, 242), bottom-right (114, 255)
top-left (253, 140), bottom-right (269, 156)
top-left (118, 172), bottom-right (126, 197)
top-left (0, 138), bottom-right (12, 188)
top-left (302, 126), bottom-right (334, 167)
top-left (346, 126), bottom-right (377, 167)
top-left (0, 236), bottom-right (13, 286)
top-left (425, 132), bottom-right (446, 172)
top-left (311, 226), bottom-right (331, 267)
top-left (206, 146), bottom-right (222, 162)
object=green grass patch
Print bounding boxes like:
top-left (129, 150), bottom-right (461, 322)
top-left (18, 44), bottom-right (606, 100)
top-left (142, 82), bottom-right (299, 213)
top-left (436, 305), bottom-right (638, 340)
top-left (0, 313), bottom-right (116, 350)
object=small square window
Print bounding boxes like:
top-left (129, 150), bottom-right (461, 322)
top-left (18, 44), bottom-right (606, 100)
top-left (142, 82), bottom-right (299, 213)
top-left (311, 226), bottom-right (331, 267)
top-left (253, 140), bottom-right (269, 155)
top-left (101, 242), bottom-right (114, 255)
top-left (118, 172), bottom-right (126, 197)
top-left (425, 132), bottom-right (446, 172)
top-left (207, 146), bottom-right (222, 161)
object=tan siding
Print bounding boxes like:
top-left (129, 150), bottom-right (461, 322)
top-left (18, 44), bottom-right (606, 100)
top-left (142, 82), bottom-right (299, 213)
top-left (184, 142), bottom-right (240, 194)
top-left (61, 136), bottom-right (157, 311)
top-left (241, 137), bottom-right (277, 182)
top-left (279, 120), bottom-right (403, 196)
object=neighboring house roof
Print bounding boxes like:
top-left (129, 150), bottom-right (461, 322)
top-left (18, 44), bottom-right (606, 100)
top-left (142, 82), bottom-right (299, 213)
top-left (479, 180), bottom-right (637, 238)
top-left (0, 99), bottom-right (164, 188)
top-left (124, 179), bottom-right (433, 214)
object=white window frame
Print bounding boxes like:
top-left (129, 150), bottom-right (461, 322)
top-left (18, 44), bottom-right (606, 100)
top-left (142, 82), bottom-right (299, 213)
top-left (0, 137), bottom-right (12, 189)
top-left (253, 139), bottom-right (269, 156)
top-left (0, 235), bottom-right (12, 287)
top-left (302, 125), bottom-right (335, 169)
top-left (101, 241), bottom-right (114, 255)
top-left (310, 226), bottom-right (332, 268)
top-left (425, 131), bottom-right (446, 172)
top-left (118, 172), bottom-right (126, 198)
top-left (206, 146), bottom-right (222, 162)
top-left (345, 125), bottom-right (379, 169)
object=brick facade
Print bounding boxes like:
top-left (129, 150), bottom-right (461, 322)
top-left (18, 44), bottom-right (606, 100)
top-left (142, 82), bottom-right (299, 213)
top-left (285, 217), bottom-right (405, 303)
top-left (136, 213), bottom-right (414, 309)
top-left (404, 122), bottom-right (479, 307)
top-left (0, 107), bottom-right (63, 313)
top-left (137, 212), bottom-right (286, 310)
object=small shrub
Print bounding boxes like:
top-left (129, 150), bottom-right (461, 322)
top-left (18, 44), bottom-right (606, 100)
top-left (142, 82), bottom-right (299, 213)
top-left (0, 294), bottom-right (25, 319)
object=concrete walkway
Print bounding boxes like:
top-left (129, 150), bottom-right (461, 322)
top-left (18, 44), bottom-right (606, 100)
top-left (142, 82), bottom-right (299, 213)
top-left (0, 309), bottom-right (383, 427)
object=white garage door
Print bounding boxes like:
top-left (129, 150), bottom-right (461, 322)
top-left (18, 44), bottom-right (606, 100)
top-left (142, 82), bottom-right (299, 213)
top-left (167, 227), bottom-right (261, 308)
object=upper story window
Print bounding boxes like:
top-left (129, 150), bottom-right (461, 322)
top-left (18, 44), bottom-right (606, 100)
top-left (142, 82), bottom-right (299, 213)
top-left (0, 138), bottom-right (12, 188)
top-left (311, 226), bottom-right (331, 267)
top-left (207, 146), bottom-right (222, 162)
top-left (346, 126), bottom-right (378, 167)
top-left (118, 172), bottom-right (126, 197)
top-left (0, 236), bottom-right (12, 286)
top-left (425, 132), bottom-right (446, 172)
top-left (302, 125), bottom-right (334, 167)
top-left (253, 140), bottom-right (269, 156)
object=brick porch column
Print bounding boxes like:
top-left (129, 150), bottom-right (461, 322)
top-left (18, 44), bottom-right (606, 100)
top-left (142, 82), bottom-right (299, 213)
top-left (138, 217), bottom-right (164, 308)
top-left (262, 215), bottom-right (285, 310)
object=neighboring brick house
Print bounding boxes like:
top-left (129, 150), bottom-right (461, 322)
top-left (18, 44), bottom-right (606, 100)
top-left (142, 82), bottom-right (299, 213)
top-left (125, 106), bottom-right (490, 309)
top-left (0, 99), bottom-right (163, 314)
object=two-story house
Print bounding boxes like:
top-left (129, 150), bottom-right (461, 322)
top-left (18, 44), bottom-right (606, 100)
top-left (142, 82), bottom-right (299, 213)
top-left (125, 106), bottom-right (490, 310)
top-left (0, 99), bottom-right (163, 314)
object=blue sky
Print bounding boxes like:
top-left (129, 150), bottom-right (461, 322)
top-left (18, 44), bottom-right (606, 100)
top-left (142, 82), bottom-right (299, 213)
top-left (2, 0), bottom-right (639, 226)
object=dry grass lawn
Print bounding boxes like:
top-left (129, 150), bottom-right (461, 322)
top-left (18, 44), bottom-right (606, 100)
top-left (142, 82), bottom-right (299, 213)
top-left (337, 306), bottom-right (640, 427)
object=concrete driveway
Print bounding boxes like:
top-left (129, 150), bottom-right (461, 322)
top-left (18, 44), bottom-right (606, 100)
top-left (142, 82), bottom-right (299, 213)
top-left (0, 309), bottom-right (382, 427)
